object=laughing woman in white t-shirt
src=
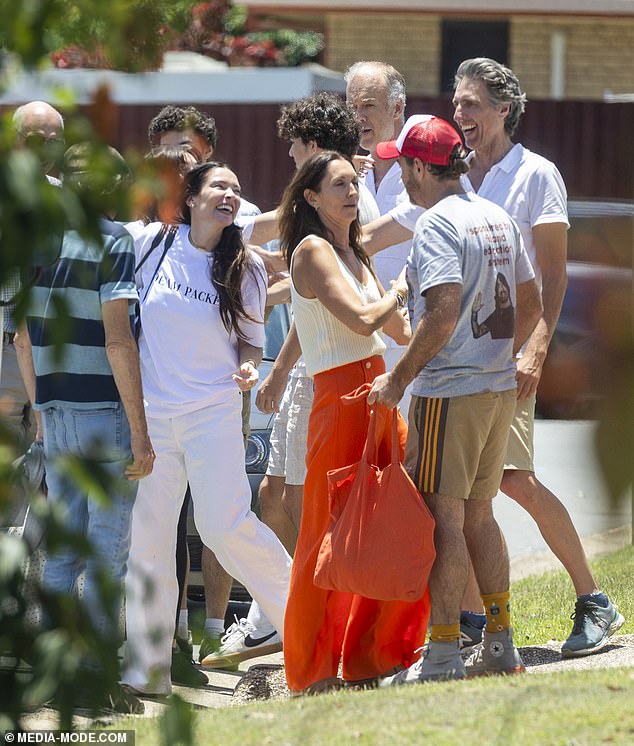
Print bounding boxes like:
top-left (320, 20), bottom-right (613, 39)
top-left (123, 162), bottom-right (292, 697)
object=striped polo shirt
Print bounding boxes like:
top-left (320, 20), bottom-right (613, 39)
top-left (27, 218), bottom-right (138, 409)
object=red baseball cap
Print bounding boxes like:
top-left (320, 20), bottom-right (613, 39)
top-left (376, 115), bottom-right (463, 165)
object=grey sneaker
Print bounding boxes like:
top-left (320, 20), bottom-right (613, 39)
top-left (561, 597), bottom-right (625, 658)
top-left (459, 619), bottom-right (484, 649)
top-left (379, 641), bottom-right (465, 687)
top-left (464, 628), bottom-right (525, 677)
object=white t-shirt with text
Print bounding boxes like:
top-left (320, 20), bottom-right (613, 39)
top-left (134, 223), bottom-right (266, 418)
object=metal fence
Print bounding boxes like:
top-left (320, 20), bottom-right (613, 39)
top-left (4, 98), bottom-right (633, 211)
top-left (115, 98), bottom-right (634, 211)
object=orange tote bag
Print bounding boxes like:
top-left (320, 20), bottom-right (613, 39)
top-left (314, 407), bottom-right (436, 601)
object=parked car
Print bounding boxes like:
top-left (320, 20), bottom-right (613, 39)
top-left (187, 302), bottom-right (291, 607)
top-left (536, 200), bottom-right (633, 419)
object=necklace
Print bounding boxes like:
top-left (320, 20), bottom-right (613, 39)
top-left (188, 229), bottom-right (212, 253)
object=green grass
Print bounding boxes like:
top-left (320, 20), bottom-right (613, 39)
top-left (126, 668), bottom-right (634, 746)
top-left (512, 545), bottom-right (634, 646)
top-left (118, 547), bottom-right (634, 745)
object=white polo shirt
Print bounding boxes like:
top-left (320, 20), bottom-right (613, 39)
top-left (460, 144), bottom-right (569, 287)
top-left (363, 162), bottom-right (412, 290)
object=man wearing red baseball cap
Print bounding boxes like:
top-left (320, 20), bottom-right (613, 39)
top-left (369, 114), bottom-right (543, 684)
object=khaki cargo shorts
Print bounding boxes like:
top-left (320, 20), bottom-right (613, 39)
top-left (504, 395), bottom-right (536, 472)
top-left (404, 389), bottom-right (517, 500)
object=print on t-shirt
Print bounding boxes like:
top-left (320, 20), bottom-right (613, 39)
top-left (471, 272), bottom-right (514, 340)
top-left (155, 270), bottom-right (219, 305)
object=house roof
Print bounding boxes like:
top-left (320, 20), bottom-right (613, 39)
top-left (244, 0), bottom-right (634, 15)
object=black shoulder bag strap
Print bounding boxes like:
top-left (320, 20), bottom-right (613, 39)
top-left (134, 224), bottom-right (178, 341)
top-left (135, 223), bottom-right (168, 275)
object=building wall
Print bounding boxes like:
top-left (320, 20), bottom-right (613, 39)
top-left (512, 16), bottom-right (634, 99)
top-left (324, 13), bottom-right (441, 96)
top-left (322, 11), bottom-right (634, 99)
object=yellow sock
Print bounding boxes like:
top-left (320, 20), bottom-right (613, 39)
top-left (430, 624), bottom-right (460, 643)
top-left (482, 591), bottom-right (511, 632)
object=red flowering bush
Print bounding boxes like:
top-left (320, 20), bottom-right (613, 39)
top-left (50, 1), bottom-right (322, 69)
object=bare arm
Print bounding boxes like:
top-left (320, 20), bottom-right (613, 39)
top-left (368, 283), bottom-right (462, 408)
top-left (265, 275), bottom-right (290, 308)
top-left (513, 278), bottom-right (543, 357)
top-left (255, 321), bottom-right (301, 414)
top-left (249, 243), bottom-right (287, 274)
top-left (376, 270), bottom-right (411, 345)
top-left (14, 322), bottom-right (43, 440)
top-left (516, 223), bottom-right (567, 400)
top-left (249, 210), bottom-right (280, 247)
top-left (233, 340), bottom-right (263, 392)
top-left (382, 307), bottom-right (411, 346)
top-left (293, 236), bottom-right (402, 337)
top-left (102, 299), bottom-right (154, 479)
top-left (361, 214), bottom-right (413, 257)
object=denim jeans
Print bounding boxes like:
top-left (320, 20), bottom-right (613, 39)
top-left (41, 402), bottom-right (137, 642)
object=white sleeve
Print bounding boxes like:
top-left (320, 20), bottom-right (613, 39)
top-left (236, 214), bottom-right (255, 242)
top-left (528, 161), bottom-right (569, 230)
top-left (389, 201), bottom-right (425, 232)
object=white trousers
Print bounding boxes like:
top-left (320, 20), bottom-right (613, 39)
top-left (123, 394), bottom-right (292, 694)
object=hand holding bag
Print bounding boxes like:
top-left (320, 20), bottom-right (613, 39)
top-left (314, 405), bottom-right (436, 601)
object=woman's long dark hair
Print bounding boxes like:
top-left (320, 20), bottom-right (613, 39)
top-left (179, 162), bottom-right (261, 340)
top-left (277, 151), bottom-right (375, 278)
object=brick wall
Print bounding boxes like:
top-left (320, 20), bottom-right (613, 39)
top-left (324, 13), bottom-right (441, 96)
top-left (322, 12), bottom-right (634, 100)
top-left (508, 16), bottom-right (634, 100)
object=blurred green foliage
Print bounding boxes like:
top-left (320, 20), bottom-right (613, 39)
top-left (0, 0), bottom-right (196, 72)
top-left (0, 3), bottom-right (198, 735)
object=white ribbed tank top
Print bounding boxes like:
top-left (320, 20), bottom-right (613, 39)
top-left (290, 235), bottom-right (386, 377)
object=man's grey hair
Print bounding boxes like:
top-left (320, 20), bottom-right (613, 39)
top-left (344, 61), bottom-right (407, 116)
top-left (454, 58), bottom-right (527, 137)
top-left (12, 101), bottom-right (64, 135)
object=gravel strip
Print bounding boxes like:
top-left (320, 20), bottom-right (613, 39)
top-left (232, 634), bottom-right (634, 704)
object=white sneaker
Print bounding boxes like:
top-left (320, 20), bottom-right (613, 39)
top-left (199, 617), bottom-right (282, 670)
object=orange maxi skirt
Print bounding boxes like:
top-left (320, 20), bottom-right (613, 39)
top-left (283, 355), bottom-right (430, 692)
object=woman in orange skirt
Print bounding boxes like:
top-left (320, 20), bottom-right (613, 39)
top-left (278, 151), bottom-right (430, 693)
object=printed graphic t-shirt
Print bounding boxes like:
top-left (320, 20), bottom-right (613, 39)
top-left (408, 192), bottom-right (535, 398)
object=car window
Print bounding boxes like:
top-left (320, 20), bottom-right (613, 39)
top-left (567, 200), bottom-right (634, 267)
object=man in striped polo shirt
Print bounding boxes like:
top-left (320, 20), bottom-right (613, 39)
top-left (15, 171), bottom-right (155, 712)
